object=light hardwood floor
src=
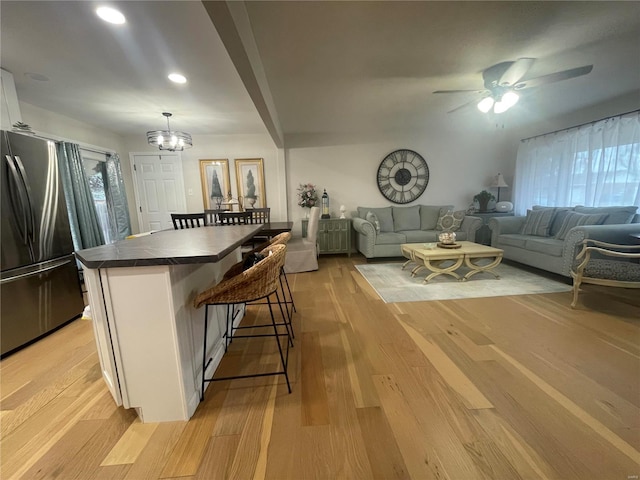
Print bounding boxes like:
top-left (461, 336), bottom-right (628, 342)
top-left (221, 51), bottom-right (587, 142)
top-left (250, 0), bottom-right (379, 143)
top-left (2, 255), bottom-right (639, 479)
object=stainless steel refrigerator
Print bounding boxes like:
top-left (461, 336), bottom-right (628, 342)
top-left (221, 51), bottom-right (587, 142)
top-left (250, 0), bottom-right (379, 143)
top-left (1, 130), bottom-right (84, 356)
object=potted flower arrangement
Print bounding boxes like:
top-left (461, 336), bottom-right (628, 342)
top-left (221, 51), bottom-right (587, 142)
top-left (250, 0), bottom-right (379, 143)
top-left (473, 190), bottom-right (495, 212)
top-left (297, 183), bottom-right (317, 216)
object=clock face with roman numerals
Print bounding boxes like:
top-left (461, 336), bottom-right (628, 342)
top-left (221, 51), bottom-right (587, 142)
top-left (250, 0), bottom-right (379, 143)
top-left (377, 149), bottom-right (429, 204)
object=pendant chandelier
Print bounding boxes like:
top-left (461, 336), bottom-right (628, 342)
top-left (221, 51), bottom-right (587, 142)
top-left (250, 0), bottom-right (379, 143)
top-left (146, 112), bottom-right (192, 152)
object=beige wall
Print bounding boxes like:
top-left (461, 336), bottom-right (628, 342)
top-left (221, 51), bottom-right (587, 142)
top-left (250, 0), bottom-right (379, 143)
top-left (19, 92), bottom-right (638, 237)
top-left (284, 130), bottom-right (514, 235)
top-left (120, 133), bottom-right (284, 232)
top-left (20, 102), bottom-right (126, 154)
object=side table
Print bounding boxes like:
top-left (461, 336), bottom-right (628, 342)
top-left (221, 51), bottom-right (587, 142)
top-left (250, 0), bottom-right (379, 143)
top-left (302, 218), bottom-right (352, 256)
top-left (473, 212), bottom-right (514, 245)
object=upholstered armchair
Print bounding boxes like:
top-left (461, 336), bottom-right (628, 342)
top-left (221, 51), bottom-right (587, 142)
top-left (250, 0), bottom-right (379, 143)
top-left (571, 239), bottom-right (640, 307)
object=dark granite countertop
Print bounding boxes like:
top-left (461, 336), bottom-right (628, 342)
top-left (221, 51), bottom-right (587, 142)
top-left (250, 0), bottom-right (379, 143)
top-left (75, 225), bottom-right (263, 269)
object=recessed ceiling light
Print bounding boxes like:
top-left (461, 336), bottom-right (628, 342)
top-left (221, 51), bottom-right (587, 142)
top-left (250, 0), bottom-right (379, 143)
top-left (25, 72), bottom-right (49, 82)
top-left (168, 73), bottom-right (187, 84)
top-left (96, 6), bottom-right (126, 25)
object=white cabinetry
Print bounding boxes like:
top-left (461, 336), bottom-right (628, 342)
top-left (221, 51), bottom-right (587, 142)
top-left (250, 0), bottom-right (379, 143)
top-left (83, 250), bottom-right (241, 422)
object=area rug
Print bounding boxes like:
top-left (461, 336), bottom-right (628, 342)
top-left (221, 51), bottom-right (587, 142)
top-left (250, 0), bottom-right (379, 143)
top-left (355, 262), bottom-right (572, 303)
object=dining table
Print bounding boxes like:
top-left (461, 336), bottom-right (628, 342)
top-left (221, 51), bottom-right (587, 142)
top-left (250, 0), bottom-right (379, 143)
top-left (258, 221), bottom-right (294, 238)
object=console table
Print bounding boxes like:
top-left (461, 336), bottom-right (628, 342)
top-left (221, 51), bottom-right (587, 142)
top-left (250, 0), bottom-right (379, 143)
top-left (302, 218), bottom-right (352, 256)
top-left (474, 212), bottom-right (514, 245)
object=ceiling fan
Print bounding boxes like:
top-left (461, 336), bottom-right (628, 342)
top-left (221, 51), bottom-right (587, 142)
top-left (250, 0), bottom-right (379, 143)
top-left (434, 58), bottom-right (593, 114)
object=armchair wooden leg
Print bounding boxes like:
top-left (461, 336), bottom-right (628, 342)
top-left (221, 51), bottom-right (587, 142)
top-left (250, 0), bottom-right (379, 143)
top-left (571, 277), bottom-right (582, 308)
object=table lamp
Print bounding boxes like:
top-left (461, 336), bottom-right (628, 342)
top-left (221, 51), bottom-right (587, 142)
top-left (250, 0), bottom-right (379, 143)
top-left (490, 173), bottom-right (508, 202)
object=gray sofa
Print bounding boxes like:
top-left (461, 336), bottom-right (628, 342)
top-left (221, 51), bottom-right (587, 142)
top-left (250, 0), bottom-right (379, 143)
top-left (488, 205), bottom-right (639, 277)
top-left (352, 205), bottom-right (482, 258)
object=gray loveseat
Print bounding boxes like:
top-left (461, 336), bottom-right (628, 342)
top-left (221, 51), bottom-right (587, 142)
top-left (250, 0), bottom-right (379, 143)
top-left (352, 205), bottom-right (482, 259)
top-left (488, 205), bottom-right (639, 277)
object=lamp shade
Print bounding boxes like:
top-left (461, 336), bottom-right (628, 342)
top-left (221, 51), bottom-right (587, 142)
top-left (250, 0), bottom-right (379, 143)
top-left (491, 173), bottom-right (508, 188)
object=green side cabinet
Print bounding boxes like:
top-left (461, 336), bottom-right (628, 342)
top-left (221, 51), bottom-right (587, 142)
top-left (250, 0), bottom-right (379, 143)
top-left (474, 212), bottom-right (514, 245)
top-left (302, 218), bottom-right (351, 257)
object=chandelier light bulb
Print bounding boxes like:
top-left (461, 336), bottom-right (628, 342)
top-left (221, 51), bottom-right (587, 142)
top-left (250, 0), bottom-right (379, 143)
top-left (146, 112), bottom-right (193, 152)
top-left (477, 96), bottom-right (494, 113)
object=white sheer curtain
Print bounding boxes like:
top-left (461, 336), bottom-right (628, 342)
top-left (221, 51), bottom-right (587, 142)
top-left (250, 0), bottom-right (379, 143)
top-left (514, 111), bottom-right (640, 215)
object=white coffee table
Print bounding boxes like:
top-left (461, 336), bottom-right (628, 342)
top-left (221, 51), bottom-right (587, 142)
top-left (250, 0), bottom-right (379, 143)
top-left (401, 241), bottom-right (504, 283)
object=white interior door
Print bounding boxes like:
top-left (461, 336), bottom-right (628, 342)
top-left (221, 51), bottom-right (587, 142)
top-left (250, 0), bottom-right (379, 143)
top-left (131, 153), bottom-right (187, 232)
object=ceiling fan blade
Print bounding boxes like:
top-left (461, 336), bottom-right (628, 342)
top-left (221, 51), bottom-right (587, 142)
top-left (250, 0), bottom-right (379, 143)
top-left (499, 58), bottom-right (535, 86)
top-left (447, 98), bottom-right (480, 114)
top-left (515, 65), bottom-right (593, 89)
top-left (433, 89), bottom-right (483, 94)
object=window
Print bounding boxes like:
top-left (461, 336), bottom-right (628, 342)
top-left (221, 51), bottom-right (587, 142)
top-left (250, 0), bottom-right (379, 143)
top-left (514, 112), bottom-right (640, 214)
top-left (81, 152), bottom-right (116, 244)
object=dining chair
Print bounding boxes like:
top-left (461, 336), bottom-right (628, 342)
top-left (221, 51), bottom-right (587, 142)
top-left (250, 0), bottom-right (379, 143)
top-left (284, 206), bottom-right (320, 273)
top-left (248, 208), bottom-right (271, 223)
top-left (247, 208), bottom-right (271, 246)
top-left (218, 211), bottom-right (252, 225)
top-left (171, 213), bottom-right (206, 229)
top-left (204, 209), bottom-right (229, 226)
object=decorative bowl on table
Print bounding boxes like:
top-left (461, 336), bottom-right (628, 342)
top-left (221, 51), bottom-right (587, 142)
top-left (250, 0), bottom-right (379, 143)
top-left (438, 231), bottom-right (456, 245)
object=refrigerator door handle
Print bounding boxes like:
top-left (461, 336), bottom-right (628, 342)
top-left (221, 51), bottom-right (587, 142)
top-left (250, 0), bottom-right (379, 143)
top-left (3, 154), bottom-right (31, 247)
top-left (0, 257), bottom-right (73, 285)
top-left (13, 155), bottom-right (36, 245)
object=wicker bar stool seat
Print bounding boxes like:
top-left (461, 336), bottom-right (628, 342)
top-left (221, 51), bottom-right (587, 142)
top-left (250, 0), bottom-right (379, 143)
top-left (193, 244), bottom-right (291, 400)
top-left (222, 232), bottom-right (297, 338)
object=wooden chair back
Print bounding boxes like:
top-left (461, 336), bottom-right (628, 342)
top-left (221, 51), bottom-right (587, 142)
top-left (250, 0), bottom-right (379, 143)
top-left (171, 213), bottom-right (206, 230)
top-left (218, 211), bottom-right (252, 225)
top-left (248, 208), bottom-right (271, 224)
top-left (204, 209), bottom-right (229, 225)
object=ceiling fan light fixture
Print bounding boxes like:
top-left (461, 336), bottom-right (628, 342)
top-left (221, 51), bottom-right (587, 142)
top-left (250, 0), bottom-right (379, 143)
top-left (146, 112), bottom-right (193, 152)
top-left (477, 96), bottom-right (495, 113)
top-left (493, 91), bottom-right (519, 114)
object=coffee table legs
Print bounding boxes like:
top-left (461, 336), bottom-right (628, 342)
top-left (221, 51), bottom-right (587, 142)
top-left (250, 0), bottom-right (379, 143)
top-left (420, 257), bottom-right (464, 283)
top-left (462, 254), bottom-right (503, 281)
top-left (401, 246), bottom-right (426, 277)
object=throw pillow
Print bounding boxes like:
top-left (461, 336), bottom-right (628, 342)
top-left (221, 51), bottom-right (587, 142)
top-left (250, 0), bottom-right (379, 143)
top-left (554, 212), bottom-right (609, 240)
top-left (574, 205), bottom-right (638, 225)
top-left (520, 209), bottom-right (556, 236)
top-left (392, 205), bottom-right (421, 231)
top-left (365, 211), bottom-right (381, 233)
top-left (436, 209), bottom-right (465, 231)
top-left (420, 205), bottom-right (451, 230)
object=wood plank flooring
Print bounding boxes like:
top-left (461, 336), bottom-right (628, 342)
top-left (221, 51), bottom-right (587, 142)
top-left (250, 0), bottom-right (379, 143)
top-left (2, 255), bottom-right (639, 479)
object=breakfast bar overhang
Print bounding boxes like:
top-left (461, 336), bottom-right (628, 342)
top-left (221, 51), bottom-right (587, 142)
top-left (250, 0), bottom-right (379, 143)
top-left (76, 225), bottom-right (263, 423)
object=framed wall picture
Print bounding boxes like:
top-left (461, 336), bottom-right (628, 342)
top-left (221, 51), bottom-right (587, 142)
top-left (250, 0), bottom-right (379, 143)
top-left (199, 159), bottom-right (230, 209)
top-left (235, 158), bottom-right (266, 208)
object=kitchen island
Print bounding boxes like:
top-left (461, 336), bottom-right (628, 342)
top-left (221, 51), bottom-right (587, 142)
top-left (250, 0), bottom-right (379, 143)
top-left (76, 225), bottom-right (262, 423)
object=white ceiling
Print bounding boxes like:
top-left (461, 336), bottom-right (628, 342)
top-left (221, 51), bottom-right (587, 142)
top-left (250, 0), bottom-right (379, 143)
top-left (2, 1), bottom-right (639, 144)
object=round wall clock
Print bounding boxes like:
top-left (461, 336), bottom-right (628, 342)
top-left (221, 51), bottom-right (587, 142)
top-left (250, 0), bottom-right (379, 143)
top-left (377, 149), bottom-right (429, 204)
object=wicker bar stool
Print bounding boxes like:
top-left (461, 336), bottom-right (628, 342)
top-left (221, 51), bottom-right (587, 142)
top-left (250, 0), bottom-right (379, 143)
top-left (194, 244), bottom-right (291, 400)
top-left (222, 232), bottom-right (297, 339)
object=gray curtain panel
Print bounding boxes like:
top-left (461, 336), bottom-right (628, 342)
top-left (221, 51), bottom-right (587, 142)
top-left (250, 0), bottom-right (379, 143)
top-left (57, 142), bottom-right (105, 250)
top-left (102, 154), bottom-right (132, 240)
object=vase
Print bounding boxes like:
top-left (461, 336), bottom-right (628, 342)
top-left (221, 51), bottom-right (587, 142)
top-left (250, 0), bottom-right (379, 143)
top-left (304, 208), bottom-right (310, 219)
top-left (246, 197), bottom-right (257, 208)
